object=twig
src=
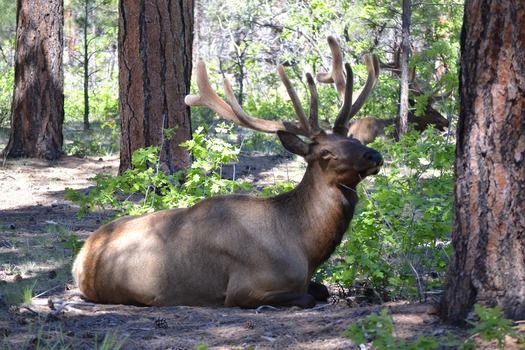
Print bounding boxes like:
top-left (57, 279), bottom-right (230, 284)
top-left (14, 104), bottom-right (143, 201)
top-left (255, 305), bottom-right (281, 314)
top-left (33, 285), bottom-right (62, 299)
top-left (50, 300), bottom-right (96, 316)
top-left (308, 304), bottom-right (330, 311)
top-left (28, 299), bottom-right (97, 318)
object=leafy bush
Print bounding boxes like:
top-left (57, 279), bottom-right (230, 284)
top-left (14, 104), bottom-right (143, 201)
top-left (0, 48), bottom-right (14, 128)
top-left (65, 124), bottom-right (252, 219)
top-left (342, 308), bottom-right (439, 350)
top-left (467, 304), bottom-right (519, 349)
top-left (64, 119), bottom-right (119, 156)
top-left (343, 304), bottom-right (523, 350)
top-left (321, 129), bottom-right (455, 301)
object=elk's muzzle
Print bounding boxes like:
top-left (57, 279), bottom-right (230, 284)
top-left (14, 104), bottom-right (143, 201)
top-left (363, 149), bottom-right (383, 176)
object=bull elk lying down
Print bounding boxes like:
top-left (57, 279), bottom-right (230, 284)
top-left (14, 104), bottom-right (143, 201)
top-left (317, 39), bottom-right (450, 145)
top-left (72, 36), bottom-right (383, 308)
top-left (346, 105), bottom-right (449, 145)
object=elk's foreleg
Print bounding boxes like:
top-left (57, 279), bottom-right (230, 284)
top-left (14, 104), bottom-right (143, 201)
top-left (225, 288), bottom-right (316, 309)
top-left (308, 281), bottom-right (330, 301)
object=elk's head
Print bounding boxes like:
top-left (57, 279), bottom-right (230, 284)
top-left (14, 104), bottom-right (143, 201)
top-left (185, 36), bottom-right (383, 188)
top-left (409, 100), bottom-right (449, 132)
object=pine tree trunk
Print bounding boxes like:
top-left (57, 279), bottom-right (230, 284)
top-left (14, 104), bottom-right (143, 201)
top-left (440, 0), bottom-right (525, 324)
top-left (118, 0), bottom-right (194, 174)
top-left (2, 0), bottom-right (64, 160)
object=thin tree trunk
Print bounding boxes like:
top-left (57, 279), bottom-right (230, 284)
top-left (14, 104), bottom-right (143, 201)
top-left (119, 0), bottom-right (194, 175)
top-left (65, 6), bottom-right (77, 65)
top-left (2, 0), bottom-right (64, 160)
top-left (396, 0), bottom-right (411, 139)
top-left (440, 0), bottom-right (525, 325)
top-left (83, 0), bottom-right (90, 131)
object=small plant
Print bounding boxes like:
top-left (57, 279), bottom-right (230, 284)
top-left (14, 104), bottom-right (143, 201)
top-left (342, 308), bottom-right (439, 350)
top-left (15, 322), bottom-right (73, 350)
top-left (94, 330), bottom-right (128, 350)
top-left (342, 308), bottom-right (396, 348)
top-left (21, 281), bottom-right (36, 305)
top-left (2, 262), bottom-right (19, 275)
top-left (343, 304), bottom-right (523, 350)
top-left (259, 181), bottom-right (295, 197)
top-left (50, 224), bottom-right (84, 256)
top-left (64, 121), bottom-right (119, 157)
top-left (60, 233), bottom-right (84, 257)
top-left (467, 304), bottom-right (518, 349)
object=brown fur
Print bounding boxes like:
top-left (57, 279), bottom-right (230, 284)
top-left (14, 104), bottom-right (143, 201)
top-left (72, 132), bottom-right (382, 308)
top-left (348, 106), bottom-right (449, 145)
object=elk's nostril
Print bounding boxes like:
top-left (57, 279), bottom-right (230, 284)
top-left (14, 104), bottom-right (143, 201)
top-left (364, 151), bottom-right (383, 165)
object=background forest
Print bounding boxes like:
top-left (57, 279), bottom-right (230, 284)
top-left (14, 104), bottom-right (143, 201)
top-left (0, 0), bottom-right (462, 306)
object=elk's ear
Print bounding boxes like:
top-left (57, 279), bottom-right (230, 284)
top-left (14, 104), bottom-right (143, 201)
top-left (277, 131), bottom-right (309, 157)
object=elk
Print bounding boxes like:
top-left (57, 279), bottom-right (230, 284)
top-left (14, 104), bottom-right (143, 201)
top-left (318, 42), bottom-right (449, 145)
top-left (72, 36), bottom-right (383, 309)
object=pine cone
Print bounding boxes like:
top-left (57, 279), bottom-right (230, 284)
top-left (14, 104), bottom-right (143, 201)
top-left (154, 317), bottom-right (169, 329)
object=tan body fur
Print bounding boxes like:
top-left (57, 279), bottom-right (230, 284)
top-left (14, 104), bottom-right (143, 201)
top-left (348, 107), bottom-right (449, 145)
top-left (72, 134), bottom-right (381, 308)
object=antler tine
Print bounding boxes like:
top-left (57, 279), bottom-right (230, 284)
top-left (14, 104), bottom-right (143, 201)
top-left (349, 54), bottom-right (380, 118)
top-left (185, 61), bottom-right (244, 125)
top-left (380, 49), bottom-right (449, 104)
top-left (316, 36), bottom-right (380, 135)
top-left (222, 79), bottom-right (288, 133)
top-left (333, 54), bottom-right (380, 135)
top-left (305, 73), bottom-right (321, 132)
top-left (429, 88), bottom-right (452, 104)
top-left (185, 61), bottom-right (308, 136)
top-left (333, 63), bottom-right (354, 135)
top-left (277, 65), bottom-right (312, 136)
top-left (316, 36), bottom-right (346, 100)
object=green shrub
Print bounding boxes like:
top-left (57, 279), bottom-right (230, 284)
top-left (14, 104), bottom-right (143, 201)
top-left (65, 124), bottom-right (252, 219)
top-left (321, 129), bottom-right (455, 301)
top-left (0, 49), bottom-right (14, 128)
top-left (343, 304), bottom-right (523, 350)
top-left (467, 304), bottom-right (519, 349)
top-left (64, 119), bottom-right (119, 156)
top-left (342, 308), bottom-right (439, 350)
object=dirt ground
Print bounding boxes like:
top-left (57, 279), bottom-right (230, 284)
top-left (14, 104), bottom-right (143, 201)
top-left (0, 155), bottom-right (517, 349)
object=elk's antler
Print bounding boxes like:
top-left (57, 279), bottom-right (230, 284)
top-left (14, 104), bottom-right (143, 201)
top-left (186, 36), bottom-right (379, 138)
top-left (185, 61), bottom-right (320, 138)
top-left (316, 36), bottom-right (380, 136)
top-left (379, 48), bottom-right (451, 103)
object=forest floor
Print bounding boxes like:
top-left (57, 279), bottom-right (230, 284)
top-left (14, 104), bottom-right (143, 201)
top-left (0, 154), bottom-right (520, 349)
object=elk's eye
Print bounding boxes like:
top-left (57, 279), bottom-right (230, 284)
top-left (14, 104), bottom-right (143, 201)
top-left (321, 149), bottom-right (333, 158)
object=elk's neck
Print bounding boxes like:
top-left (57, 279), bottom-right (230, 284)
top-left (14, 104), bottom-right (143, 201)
top-left (274, 167), bottom-right (359, 266)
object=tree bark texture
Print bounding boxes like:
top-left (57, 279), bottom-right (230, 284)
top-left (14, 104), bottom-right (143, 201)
top-left (118, 0), bottom-right (194, 175)
top-left (396, 0), bottom-right (411, 139)
top-left (440, 0), bottom-right (525, 324)
top-left (3, 0), bottom-right (64, 160)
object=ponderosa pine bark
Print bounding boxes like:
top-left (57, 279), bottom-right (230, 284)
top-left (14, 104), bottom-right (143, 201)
top-left (440, 0), bottom-right (525, 324)
top-left (118, 0), bottom-right (194, 174)
top-left (2, 0), bottom-right (64, 160)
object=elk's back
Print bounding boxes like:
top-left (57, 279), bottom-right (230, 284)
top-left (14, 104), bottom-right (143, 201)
top-left (72, 195), bottom-right (309, 306)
